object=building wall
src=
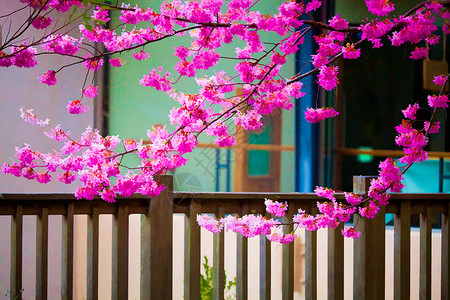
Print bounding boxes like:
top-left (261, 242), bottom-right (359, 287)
top-left (0, 3), bottom-right (96, 299)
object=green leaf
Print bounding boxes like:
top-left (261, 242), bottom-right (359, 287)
top-left (69, 6), bottom-right (78, 21)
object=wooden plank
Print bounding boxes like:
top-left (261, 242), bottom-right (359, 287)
top-left (282, 201), bottom-right (295, 300)
top-left (61, 202), bottom-right (74, 300)
top-left (112, 202), bottom-right (129, 300)
top-left (36, 207), bottom-right (49, 300)
top-left (236, 202), bottom-right (248, 300)
top-left (442, 207), bottom-right (450, 300)
top-left (10, 204), bottom-right (23, 300)
top-left (184, 199), bottom-right (201, 300)
top-left (328, 222), bottom-right (344, 300)
top-left (87, 207), bottom-right (99, 300)
top-left (260, 212), bottom-right (271, 300)
top-left (213, 205), bottom-right (225, 300)
top-left (149, 175), bottom-right (173, 299)
top-left (394, 199), bottom-right (411, 300)
top-left (353, 176), bottom-right (385, 300)
top-left (419, 206), bottom-right (432, 300)
top-left (2, 191), bottom-right (450, 202)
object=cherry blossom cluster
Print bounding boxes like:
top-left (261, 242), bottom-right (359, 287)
top-left (2, 0), bottom-right (450, 242)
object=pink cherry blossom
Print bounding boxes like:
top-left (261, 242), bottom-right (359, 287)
top-left (133, 50), bottom-right (151, 61)
top-left (109, 57), bottom-right (125, 67)
top-left (365, 0), bottom-right (394, 16)
top-left (0, 51), bottom-right (13, 68)
top-left (83, 85), bottom-right (99, 98)
top-left (341, 227), bottom-right (361, 239)
top-left (359, 201), bottom-right (380, 218)
top-left (44, 125), bottom-right (69, 141)
top-left (32, 16), bottom-right (53, 29)
top-left (197, 214), bottom-right (222, 233)
top-left (304, 107), bottom-right (339, 123)
top-left (39, 70), bottom-right (57, 86)
top-left (92, 6), bottom-right (110, 23)
top-left (401, 103), bottom-right (419, 120)
top-left (305, 0), bottom-right (322, 13)
top-left (58, 171), bottom-right (76, 184)
top-left (314, 186), bottom-right (335, 200)
top-left (409, 47), bottom-right (429, 60)
top-left (345, 192), bottom-right (362, 206)
top-left (424, 121), bottom-right (440, 134)
top-left (83, 55), bottom-right (104, 71)
top-left (329, 15), bottom-right (348, 30)
top-left (66, 100), bottom-right (90, 114)
top-left (318, 65), bottom-right (339, 91)
top-left (11, 45), bottom-right (38, 68)
top-left (35, 171), bottom-right (52, 184)
top-left (433, 75), bottom-right (447, 86)
top-left (20, 108), bottom-right (49, 126)
top-left (427, 95), bottom-right (449, 108)
top-left (265, 199), bottom-right (288, 217)
top-left (342, 44), bottom-right (361, 59)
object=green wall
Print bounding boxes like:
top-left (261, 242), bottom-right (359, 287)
top-left (108, 0), bottom-right (295, 192)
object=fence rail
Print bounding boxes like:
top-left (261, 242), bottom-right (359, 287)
top-left (1, 175), bottom-right (450, 299)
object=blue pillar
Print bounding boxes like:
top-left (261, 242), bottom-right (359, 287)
top-left (295, 24), bottom-right (320, 192)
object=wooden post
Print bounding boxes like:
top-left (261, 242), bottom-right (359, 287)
top-left (150, 175), bottom-right (173, 300)
top-left (140, 175), bottom-right (173, 300)
top-left (184, 198), bottom-right (201, 300)
top-left (353, 176), bottom-right (385, 300)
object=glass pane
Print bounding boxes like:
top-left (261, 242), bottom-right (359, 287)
top-left (248, 150), bottom-right (270, 176)
top-left (248, 122), bottom-right (272, 176)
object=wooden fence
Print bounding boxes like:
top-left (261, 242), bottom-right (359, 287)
top-left (1, 175), bottom-right (450, 300)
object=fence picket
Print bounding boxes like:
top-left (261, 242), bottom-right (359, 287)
top-left (260, 212), bottom-right (271, 300)
top-left (420, 206), bottom-right (432, 300)
top-left (236, 201), bottom-right (249, 300)
top-left (184, 199), bottom-right (201, 300)
top-left (394, 199), bottom-right (411, 300)
top-left (36, 207), bottom-right (49, 300)
top-left (87, 207), bottom-right (99, 300)
top-left (62, 202), bottom-right (74, 300)
top-left (112, 202), bottom-right (129, 300)
top-left (213, 205), bottom-right (225, 300)
top-left (282, 200), bottom-right (295, 300)
top-left (10, 204), bottom-right (23, 300)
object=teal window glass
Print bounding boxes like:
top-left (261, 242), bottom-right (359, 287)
top-left (248, 123), bottom-right (271, 176)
